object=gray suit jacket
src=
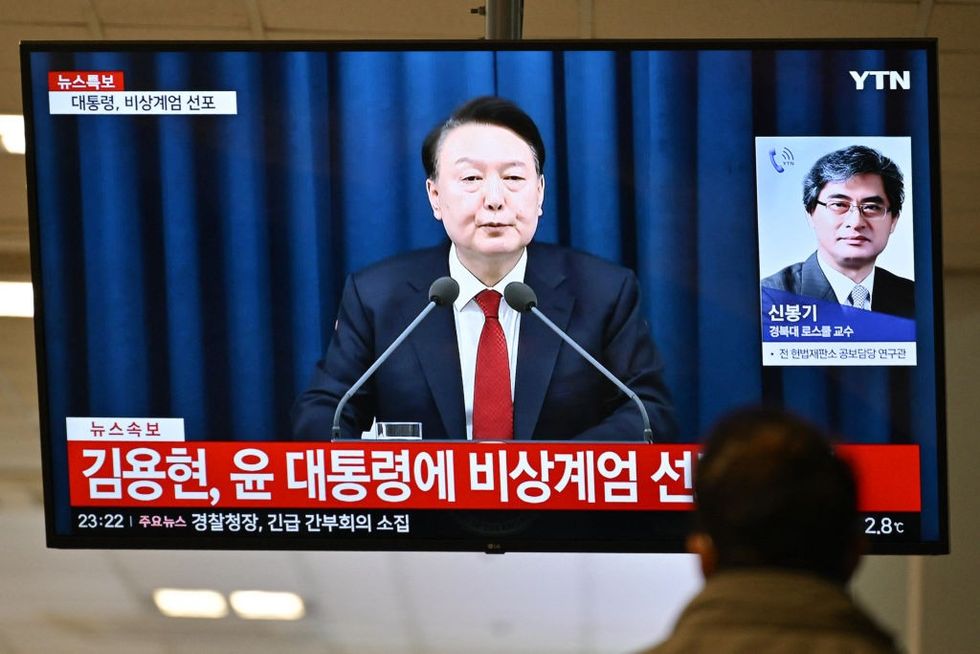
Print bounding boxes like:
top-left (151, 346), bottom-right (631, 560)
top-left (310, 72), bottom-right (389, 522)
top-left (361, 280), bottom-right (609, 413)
top-left (761, 252), bottom-right (914, 319)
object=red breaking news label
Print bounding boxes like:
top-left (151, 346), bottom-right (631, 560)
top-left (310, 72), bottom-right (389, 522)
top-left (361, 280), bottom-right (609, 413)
top-left (67, 441), bottom-right (921, 513)
top-left (48, 71), bottom-right (125, 92)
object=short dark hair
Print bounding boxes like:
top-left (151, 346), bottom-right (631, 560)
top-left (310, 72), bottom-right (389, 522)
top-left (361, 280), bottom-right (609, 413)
top-left (421, 96), bottom-right (546, 180)
top-left (802, 145), bottom-right (905, 217)
top-left (694, 407), bottom-right (859, 583)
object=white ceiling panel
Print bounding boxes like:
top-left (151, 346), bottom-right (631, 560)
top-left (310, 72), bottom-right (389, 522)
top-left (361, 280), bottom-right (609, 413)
top-left (93, 0), bottom-right (251, 29)
top-left (261, 28), bottom-right (481, 40)
top-left (0, 70), bottom-right (23, 113)
top-left (0, 24), bottom-right (93, 63)
top-left (2, 631), bottom-right (167, 654)
top-left (587, 553), bottom-right (702, 651)
top-left (0, 317), bottom-right (36, 384)
top-left (0, 154), bottom-right (28, 215)
top-left (940, 128), bottom-right (980, 171)
top-left (0, 228), bottom-right (29, 256)
top-left (943, 173), bottom-right (975, 214)
top-left (942, 230), bottom-right (980, 272)
top-left (523, 0), bottom-right (584, 38)
top-left (112, 549), bottom-right (310, 594)
top-left (931, 2), bottom-right (980, 50)
top-left (258, 0), bottom-right (484, 37)
top-left (152, 635), bottom-right (337, 654)
top-left (941, 97), bottom-right (980, 136)
top-left (0, 318), bottom-right (39, 469)
top-left (0, 406), bottom-right (38, 469)
top-left (0, 0), bottom-right (92, 25)
top-left (101, 26), bottom-right (257, 40)
top-left (939, 52), bottom-right (980, 97)
top-left (0, 512), bottom-right (145, 620)
top-left (298, 550), bottom-right (416, 646)
top-left (593, 0), bottom-right (920, 39)
top-left (941, 168), bottom-right (980, 269)
top-left (401, 552), bottom-right (589, 651)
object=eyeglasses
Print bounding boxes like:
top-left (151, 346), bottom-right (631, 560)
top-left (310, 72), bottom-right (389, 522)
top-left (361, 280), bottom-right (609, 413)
top-left (816, 199), bottom-right (891, 220)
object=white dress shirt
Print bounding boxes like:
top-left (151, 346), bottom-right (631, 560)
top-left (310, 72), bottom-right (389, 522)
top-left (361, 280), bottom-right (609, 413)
top-left (817, 252), bottom-right (877, 310)
top-left (448, 244), bottom-right (526, 439)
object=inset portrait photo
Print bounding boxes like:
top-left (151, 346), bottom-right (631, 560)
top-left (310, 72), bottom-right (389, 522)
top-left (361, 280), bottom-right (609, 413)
top-left (755, 137), bottom-right (916, 367)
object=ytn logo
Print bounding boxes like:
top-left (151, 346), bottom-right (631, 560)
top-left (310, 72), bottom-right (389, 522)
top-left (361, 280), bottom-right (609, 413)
top-left (849, 70), bottom-right (910, 91)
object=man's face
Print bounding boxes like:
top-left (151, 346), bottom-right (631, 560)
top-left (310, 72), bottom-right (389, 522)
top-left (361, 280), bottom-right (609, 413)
top-left (426, 123), bottom-right (544, 266)
top-left (808, 173), bottom-right (898, 273)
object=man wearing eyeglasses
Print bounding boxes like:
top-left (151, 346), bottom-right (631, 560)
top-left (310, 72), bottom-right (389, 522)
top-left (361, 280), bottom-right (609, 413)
top-left (761, 145), bottom-right (914, 319)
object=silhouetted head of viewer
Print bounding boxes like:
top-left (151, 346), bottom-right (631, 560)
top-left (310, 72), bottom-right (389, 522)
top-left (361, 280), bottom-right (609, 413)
top-left (688, 407), bottom-right (862, 583)
top-left (643, 409), bottom-right (898, 653)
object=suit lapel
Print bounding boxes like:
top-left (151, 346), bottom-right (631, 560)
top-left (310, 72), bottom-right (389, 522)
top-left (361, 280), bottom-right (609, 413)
top-left (800, 252), bottom-right (837, 303)
top-left (402, 249), bottom-right (466, 438)
top-left (513, 246), bottom-right (574, 440)
top-left (872, 267), bottom-right (898, 317)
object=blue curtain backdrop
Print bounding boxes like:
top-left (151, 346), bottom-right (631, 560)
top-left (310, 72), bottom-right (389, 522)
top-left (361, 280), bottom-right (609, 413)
top-left (28, 46), bottom-right (938, 537)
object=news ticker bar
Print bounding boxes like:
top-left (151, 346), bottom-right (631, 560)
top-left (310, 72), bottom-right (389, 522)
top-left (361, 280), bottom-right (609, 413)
top-left (68, 441), bottom-right (921, 513)
top-left (68, 507), bottom-right (922, 544)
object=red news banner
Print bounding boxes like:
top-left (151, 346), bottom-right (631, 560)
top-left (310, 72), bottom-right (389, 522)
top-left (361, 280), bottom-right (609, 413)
top-left (68, 441), bottom-right (921, 513)
top-left (48, 71), bottom-right (125, 91)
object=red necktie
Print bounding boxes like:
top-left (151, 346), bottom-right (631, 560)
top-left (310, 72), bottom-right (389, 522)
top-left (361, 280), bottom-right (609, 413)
top-left (473, 290), bottom-right (513, 439)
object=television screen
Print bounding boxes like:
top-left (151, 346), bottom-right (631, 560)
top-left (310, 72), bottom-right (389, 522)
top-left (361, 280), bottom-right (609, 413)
top-left (22, 39), bottom-right (947, 553)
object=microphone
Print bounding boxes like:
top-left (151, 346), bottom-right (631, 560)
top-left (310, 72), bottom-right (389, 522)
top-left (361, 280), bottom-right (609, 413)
top-left (331, 276), bottom-right (459, 439)
top-left (504, 281), bottom-right (655, 443)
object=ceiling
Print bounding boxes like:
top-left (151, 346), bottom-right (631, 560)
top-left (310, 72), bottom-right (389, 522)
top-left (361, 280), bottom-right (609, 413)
top-left (1, 1), bottom-right (978, 653)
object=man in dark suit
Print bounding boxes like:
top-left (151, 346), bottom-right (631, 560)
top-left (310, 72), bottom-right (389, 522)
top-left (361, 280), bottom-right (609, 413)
top-left (761, 145), bottom-right (914, 319)
top-left (292, 97), bottom-right (675, 441)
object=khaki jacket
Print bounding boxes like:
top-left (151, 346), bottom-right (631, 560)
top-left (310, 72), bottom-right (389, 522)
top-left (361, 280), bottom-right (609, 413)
top-left (640, 568), bottom-right (899, 654)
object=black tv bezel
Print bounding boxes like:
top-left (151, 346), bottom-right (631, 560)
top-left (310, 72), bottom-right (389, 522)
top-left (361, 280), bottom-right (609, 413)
top-left (21, 38), bottom-right (948, 555)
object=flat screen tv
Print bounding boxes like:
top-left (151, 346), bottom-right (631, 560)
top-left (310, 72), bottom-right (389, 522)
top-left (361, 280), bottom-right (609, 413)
top-left (22, 39), bottom-right (947, 553)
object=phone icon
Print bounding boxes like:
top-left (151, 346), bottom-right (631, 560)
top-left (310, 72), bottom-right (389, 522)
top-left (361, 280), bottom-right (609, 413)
top-left (768, 148), bottom-right (785, 173)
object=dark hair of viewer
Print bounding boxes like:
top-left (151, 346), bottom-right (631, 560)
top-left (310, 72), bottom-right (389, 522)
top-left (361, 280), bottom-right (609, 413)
top-left (694, 408), bottom-right (860, 583)
top-left (421, 96), bottom-right (546, 179)
top-left (802, 145), bottom-right (905, 217)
